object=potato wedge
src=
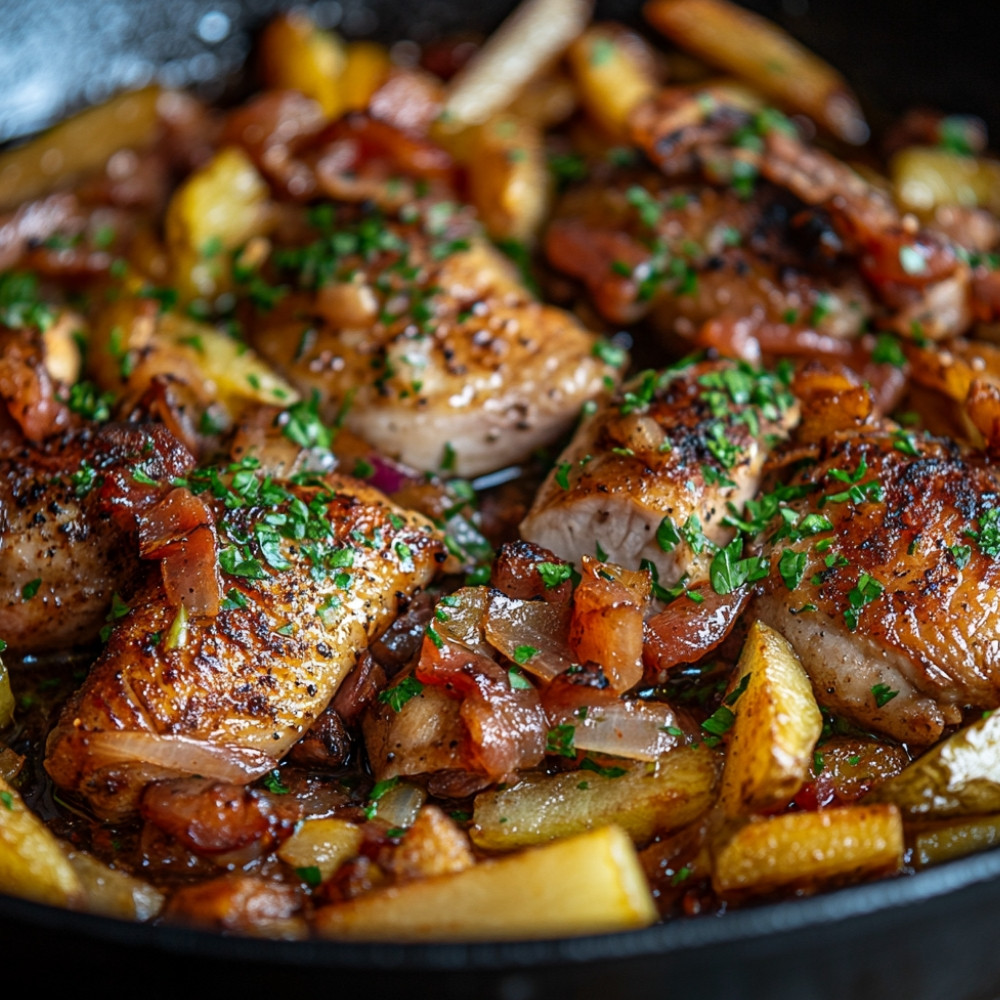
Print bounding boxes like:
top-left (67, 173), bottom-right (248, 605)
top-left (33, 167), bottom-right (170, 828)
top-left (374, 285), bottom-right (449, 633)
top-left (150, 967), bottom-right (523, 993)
top-left (471, 746), bottom-right (719, 850)
top-left (0, 777), bottom-right (82, 907)
top-left (0, 87), bottom-right (161, 212)
top-left (467, 115), bottom-right (552, 244)
top-left (713, 804), bottom-right (904, 896)
top-left (867, 710), bottom-right (1000, 819)
top-left (259, 13), bottom-right (346, 119)
top-left (644, 0), bottom-right (868, 144)
top-left (165, 147), bottom-right (270, 299)
top-left (567, 24), bottom-right (658, 139)
top-left (442, 0), bottom-right (593, 127)
top-left (892, 147), bottom-right (1000, 216)
top-left (277, 817), bottom-right (364, 883)
top-left (66, 851), bottom-right (164, 921)
top-left (90, 299), bottom-right (297, 417)
top-left (720, 620), bottom-right (823, 816)
top-left (913, 815), bottom-right (1000, 869)
top-left (314, 824), bottom-right (656, 940)
top-left (341, 42), bottom-right (393, 113)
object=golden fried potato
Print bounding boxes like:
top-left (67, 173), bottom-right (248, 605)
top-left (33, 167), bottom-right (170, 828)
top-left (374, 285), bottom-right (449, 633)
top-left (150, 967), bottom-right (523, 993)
top-left (868, 711), bottom-right (1000, 819)
top-left (0, 87), bottom-right (162, 212)
top-left (720, 620), bottom-right (823, 816)
top-left (713, 804), bottom-right (904, 896)
top-left (567, 24), bottom-right (659, 140)
top-left (467, 115), bottom-right (552, 244)
top-left (259, 13), bottom-right (346, 118)
top-left (389, 805), bottom-right (475, 880)
top-left (471, 746), bottom-right (719, 850)
top-left (892, 147), bottom-right (1000, 216)
top-left (913, 815), bottom-right (1000, 869)
top-left (277, 818), bottom-right (364, 883)
top-left (644, 0), bottom-right (868, 143)
top-left (314, 825), bottom-right (657, 940)
top-left (165, 147), bottom-right (270, 299)
top-left (66, 850), bottom-right (164, 921)
top-left (0, 777), bottom-right (82, 907)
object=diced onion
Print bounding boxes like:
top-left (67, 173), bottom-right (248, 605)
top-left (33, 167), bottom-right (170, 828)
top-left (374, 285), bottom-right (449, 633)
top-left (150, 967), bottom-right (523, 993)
top-left (484, 591), bottom-right (574, 680)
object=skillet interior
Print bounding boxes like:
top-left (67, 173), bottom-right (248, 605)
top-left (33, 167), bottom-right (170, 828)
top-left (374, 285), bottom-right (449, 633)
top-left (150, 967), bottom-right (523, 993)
top-left (2, 1), bottom-right (1000, 996)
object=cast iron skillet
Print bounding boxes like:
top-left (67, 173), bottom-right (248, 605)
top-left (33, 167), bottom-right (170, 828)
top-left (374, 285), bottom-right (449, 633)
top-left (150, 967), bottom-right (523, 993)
top-left (2, 2), bottom-right (1000, 997)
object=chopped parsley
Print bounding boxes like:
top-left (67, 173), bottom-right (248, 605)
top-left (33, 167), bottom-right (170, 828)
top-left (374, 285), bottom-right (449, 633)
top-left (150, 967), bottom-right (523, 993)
top-left (871, 683), bottom-right (899, 708)
top-left (377, 676), bottom-right (424, 712)
top-left (262, 769), bottom-right (289, 795)
top-left (546, 723), bottom-right (577, 758)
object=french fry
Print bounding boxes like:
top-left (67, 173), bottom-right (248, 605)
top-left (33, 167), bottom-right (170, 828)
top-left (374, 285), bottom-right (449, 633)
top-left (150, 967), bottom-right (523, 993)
top-left (713, 804), bottom-right (904, 896)
top-left (567, 24), bottom-right (659, 139)
top-left (277, 818), bottom-right (364, 883)
top-left (0, 777), bottom-right (82, 908)
top-left (164, 147), bottom-right (270, 299)
top-left (314, 825), bottom-right (657, 940)
top-left (0, 87), bottom-right (161, 212)
top-left (259, 13), bottom-right (346, 119)
top-left (719, 620), bottom-right (823, 816)
top-left (644, 0), bottom-right (868, 144)
top-left (471, 746), bottom-right (719, 850)
top-left (867, 710), bottom-right (1000, 819)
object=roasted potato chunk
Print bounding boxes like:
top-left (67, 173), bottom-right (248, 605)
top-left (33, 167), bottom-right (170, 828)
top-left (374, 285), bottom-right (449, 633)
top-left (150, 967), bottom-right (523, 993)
top-left (314, 825), bottom-right (657, 940)
top-left (868, 711), bottom-right (1000, 819)
top-left (0, 777), bottom-right (82, 907)
top-left (720, 620), bottom-right (823, 816)
top-left (713, 804), bottom-right (904, 896)
top-left (471, 746), bottom-right (719, 850)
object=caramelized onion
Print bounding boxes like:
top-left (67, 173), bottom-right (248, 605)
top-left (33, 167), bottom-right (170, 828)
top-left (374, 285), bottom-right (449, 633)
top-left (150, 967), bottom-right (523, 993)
top-left (85, 732), bottom-right (275, 783)
top-left (138, 487), bottom-right (222, 616)
top-left (484, 590), bottom-right (573, 681)
top-left (643, 583), bottom-right (750, 678)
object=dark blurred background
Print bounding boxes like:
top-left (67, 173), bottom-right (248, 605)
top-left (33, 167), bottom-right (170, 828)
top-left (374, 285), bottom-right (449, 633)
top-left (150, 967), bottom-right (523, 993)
top-left (1, 0), bottom-right (999, 143)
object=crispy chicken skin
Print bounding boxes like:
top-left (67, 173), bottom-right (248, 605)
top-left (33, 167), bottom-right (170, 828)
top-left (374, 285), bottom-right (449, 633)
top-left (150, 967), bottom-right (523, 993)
top-left (546, 174), bottom-right (873, 344)
top-left (249, 205), bottom-right (622, 478)
top-left (0, 423), bottom-right (194, 654)
top-left (753, 426), bottom-right (1000, 742)
top-left (617, 88), bottom-right (971, 342)
top-left (520, 357), bottom-right (798, 582)
top-left (45, 471), bottom-right (444, 819)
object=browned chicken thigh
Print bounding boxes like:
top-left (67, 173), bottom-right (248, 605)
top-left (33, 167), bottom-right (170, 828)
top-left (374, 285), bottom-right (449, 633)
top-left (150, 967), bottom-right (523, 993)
top-left (249, 203), bottom-right (621, 478)
top-left (753, 425), bottom-right (1000, 743)
top-left (520, 357), bottom-right (798, 584)
top-left (45, 468), bottom-right (443, 819)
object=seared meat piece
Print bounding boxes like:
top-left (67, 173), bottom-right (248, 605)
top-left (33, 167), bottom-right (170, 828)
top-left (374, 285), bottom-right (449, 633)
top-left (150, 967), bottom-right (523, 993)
top-left (45, 470), bottom-right (443, 819)
top-left (546, 174), bottom-right (873, 344)
top-left (520, 358), bottom-right (798, 584)
top-left (753, 426), bottom-right (1000, 743)
top-left (0, 423), bottom-right (194, 654)
top-left (627, 89), bottom-right (971, 341)
top-left (249, 203), bottom-right (622, 478)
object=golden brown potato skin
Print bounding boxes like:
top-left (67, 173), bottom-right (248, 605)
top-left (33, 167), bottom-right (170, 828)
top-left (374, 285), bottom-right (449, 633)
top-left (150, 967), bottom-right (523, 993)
top-left (45, 473), bottom-right (444, 819)
top-left (754, 427), bottom-right (1000, 742)
top-left (0, 423), bottom-right (194, 654)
